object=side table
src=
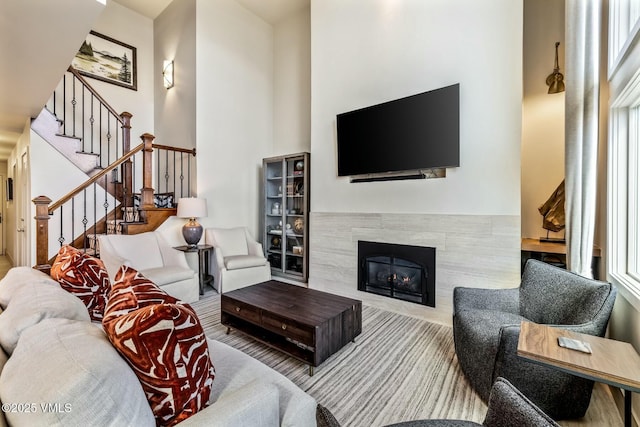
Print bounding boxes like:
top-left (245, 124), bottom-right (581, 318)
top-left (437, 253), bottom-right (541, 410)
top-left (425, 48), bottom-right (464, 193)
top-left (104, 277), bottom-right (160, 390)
top-left (521, 238), bottom-right (601, 279)
top-left (173, 244), bottom-right (214, 295)
top-left (517, 321), bottom-right (640, 427)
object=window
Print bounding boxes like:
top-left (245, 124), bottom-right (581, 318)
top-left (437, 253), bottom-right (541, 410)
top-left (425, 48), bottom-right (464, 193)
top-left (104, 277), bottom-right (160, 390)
top-left (608, 0), bottom-right (640, 308)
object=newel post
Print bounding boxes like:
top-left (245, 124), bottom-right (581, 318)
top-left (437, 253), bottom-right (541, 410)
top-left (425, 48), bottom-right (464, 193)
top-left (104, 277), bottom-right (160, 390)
top-left (121, 111), bottom-right (132, 153)
top-left (140, 133), bottom-right (155, 209)
top-left (120, 112), bottom-right (134, 206)
top-left (33, 196), bottom-right (52, 274)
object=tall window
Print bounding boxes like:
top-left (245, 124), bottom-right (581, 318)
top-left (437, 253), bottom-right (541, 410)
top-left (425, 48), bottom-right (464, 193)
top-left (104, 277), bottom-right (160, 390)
top-left (608, 0), bottom-right (640, 306)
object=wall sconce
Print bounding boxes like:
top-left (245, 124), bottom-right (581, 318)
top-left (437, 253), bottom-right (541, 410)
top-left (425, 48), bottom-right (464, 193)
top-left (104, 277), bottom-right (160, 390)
top-left (546, 42), bottom-right (565, 94)
top-left (163, 59), bottom-right (174, 89)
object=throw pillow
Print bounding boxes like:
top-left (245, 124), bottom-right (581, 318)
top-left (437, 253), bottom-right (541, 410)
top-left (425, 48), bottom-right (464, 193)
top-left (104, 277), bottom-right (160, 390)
top-left (50, 245), bottom-right (110, 321)
top-left (103, 266), bottom-right (215, 426)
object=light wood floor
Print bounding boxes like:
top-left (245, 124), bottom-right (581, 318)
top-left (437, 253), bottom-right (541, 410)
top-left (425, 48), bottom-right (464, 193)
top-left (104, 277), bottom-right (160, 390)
top-left (0, 255), bottom-right (12, 280)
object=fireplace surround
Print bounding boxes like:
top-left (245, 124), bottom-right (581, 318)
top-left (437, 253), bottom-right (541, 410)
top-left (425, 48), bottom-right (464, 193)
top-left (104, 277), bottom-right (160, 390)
top-left (358, 241), bottom-right (435, 307)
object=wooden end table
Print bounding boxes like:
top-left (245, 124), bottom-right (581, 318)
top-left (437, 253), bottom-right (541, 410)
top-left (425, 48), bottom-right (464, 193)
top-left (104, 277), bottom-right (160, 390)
top-left (221, 280), bottom-right (362, 375)
top-left (173, 244), bottom-right (214, 295)
top-left (517, 321), bottom-right (640, 427)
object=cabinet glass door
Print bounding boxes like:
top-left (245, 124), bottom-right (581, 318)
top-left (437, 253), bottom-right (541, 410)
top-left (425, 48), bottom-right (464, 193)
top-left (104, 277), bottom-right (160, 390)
top-left (265, 160), bottom-right (284, 272)
top-left (284, 157), bottom-right (305, 277)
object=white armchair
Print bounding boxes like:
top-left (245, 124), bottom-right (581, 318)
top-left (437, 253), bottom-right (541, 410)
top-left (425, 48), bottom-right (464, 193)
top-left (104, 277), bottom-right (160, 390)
top-left (205, 227), bottom-right (271, 293)
top-left (97, 231), bottom-right (199, 303)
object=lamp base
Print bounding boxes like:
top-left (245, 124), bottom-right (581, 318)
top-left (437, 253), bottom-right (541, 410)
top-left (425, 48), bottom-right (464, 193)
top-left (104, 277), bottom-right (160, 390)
top-left (182, 219), bottom-right (203, 247)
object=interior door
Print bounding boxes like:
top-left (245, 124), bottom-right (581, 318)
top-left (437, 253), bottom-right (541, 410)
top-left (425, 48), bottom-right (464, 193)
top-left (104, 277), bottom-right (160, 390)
top-left (0, 174), bottom-right (4, 255)
top-left (17, 150), bottom-right (29, 265)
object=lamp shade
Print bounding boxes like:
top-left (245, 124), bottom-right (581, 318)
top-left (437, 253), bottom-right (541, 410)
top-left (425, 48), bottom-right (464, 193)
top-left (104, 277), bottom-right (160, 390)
top-left (177, 198), bottom-right (207, 219)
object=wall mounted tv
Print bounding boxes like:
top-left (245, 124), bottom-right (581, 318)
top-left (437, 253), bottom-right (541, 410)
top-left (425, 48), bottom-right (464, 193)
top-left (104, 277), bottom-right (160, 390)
top-left (336, 83), bottom-right (460, 180)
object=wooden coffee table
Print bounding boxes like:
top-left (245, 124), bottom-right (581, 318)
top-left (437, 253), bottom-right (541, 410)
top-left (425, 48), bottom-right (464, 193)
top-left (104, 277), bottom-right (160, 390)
top-left (221, 280), bottom-right (362, 375)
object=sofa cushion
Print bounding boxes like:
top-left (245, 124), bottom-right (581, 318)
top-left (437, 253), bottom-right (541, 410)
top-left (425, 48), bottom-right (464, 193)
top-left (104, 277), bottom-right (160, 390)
top-left (212, 227), bottom-right (248, 257)
top-left (0, 266), bottom-right (58, 309)
top-left (0, 279), bottom-right (90, 355)
top-left (50, 245), bottom-right (111, 321)
top-left (519, 260), bottom-right (611, 325)
top-left (0, 318), bottom-right (155, 427)
top-left (0, 342), bottom-right (6, 427)
top-left (208, 339), bottom-right (318, 427)
top-left (141, 266), bottom-right (197, 287)
top-left (102, 266), bottom-right (215, 426)
top-left (224, 255), bottom-right (267, 270)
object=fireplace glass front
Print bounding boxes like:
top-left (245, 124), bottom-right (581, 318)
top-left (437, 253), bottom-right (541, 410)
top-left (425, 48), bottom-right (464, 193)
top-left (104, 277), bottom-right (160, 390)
top-left (358, 241), bottom-right (435, 307)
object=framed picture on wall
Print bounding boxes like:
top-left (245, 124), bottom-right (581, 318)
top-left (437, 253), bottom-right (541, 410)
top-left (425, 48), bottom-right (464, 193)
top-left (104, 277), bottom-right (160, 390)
top-left (72, 30), bottom-right (137, 91)
top-left (6, 178), bottom-right (13, 201)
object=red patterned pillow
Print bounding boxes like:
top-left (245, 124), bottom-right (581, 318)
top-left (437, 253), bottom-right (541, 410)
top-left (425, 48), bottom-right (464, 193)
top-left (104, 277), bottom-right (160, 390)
top-left (50, 245), bottom-right (110, 321)
top-left (102, 266), bottom-right (215, 426)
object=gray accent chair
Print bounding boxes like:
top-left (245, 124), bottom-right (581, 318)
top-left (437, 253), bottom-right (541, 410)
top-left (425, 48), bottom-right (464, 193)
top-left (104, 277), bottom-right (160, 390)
top-left (385, 377), bottom-right (559, 427)
top-left (453, 259), bottom-right (617, 420)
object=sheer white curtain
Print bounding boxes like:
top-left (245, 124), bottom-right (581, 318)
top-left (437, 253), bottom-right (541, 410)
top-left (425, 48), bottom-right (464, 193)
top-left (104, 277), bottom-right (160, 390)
top-left (565, 0), bottom-right (601, 278)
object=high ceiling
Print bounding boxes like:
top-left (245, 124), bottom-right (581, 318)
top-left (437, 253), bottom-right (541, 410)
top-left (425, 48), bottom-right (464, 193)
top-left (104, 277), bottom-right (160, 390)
top-left (0, 0), bottom-right (309, 162)
top-left (0, 0), bottom-right (105, 162)
top-left (112, 0), bottom-right (309, 23)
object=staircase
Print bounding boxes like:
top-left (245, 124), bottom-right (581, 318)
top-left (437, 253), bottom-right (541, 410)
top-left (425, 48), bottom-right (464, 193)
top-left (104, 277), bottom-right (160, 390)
top-left (33, 66), bottom-right (196, 271)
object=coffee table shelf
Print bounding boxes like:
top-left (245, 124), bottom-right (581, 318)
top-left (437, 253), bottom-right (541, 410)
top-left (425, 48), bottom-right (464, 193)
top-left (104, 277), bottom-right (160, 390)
top-left (221, 315), bottom-right (316, 364)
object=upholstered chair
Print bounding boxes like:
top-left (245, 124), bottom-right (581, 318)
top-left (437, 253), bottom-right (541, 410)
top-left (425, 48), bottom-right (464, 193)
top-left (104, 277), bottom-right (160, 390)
top-left (97, 231), bottom-right (199, 303)
top-left (205, 227), bottom-right (271, 293)
top-left (453, 259), bottom-right (617, 420)
top-left (384, 377), bottom-right (559, 427)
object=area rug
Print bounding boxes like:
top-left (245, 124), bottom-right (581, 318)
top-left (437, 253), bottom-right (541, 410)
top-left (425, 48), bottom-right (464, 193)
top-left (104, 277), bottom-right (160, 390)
top-left (190, 292), bottom-right (486, 427)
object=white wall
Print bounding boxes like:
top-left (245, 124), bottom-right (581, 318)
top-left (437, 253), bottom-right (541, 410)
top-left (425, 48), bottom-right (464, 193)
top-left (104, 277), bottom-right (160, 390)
top-left (195, 0), bottom-right (274, 237)
top-left (273, 6), bottom-right (311, 155)
top-left (521, 0), bottom-right (565, 240)
top-left (89, 2), bottom-right (155, 142)
top-left (154, 0), bottom-right (197, 197)
top-left (154, 0), bottom-right (196, 152)
top-left (310, 0), bottom-right (522, 216)
top-left (308, 0), bottom-right (523, 324)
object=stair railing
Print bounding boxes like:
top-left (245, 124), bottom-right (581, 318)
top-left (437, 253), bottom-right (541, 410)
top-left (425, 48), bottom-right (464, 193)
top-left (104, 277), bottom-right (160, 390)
top-left (46, 66), bottom-right (131, 169)
top-left (34, 143), bottom-right (144, 272)
top-left (34, 134), bottom-right (197, 273)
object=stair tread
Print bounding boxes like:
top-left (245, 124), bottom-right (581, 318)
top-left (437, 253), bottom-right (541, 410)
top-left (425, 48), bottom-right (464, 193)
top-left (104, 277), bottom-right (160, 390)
top-left (54, 133), bottom-right (81, 141)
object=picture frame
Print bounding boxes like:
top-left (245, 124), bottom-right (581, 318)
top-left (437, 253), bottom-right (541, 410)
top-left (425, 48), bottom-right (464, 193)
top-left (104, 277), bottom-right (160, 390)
top-left (72, 30), bottom-right (137, 91)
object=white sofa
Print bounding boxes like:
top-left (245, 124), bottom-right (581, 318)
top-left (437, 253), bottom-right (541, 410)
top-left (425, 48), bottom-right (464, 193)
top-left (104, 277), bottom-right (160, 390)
top-left (0, 267), bottom-right (317, 427)
top-left (98, 231), bottom-right (199, 303)
top-left (205, 227), bottom-right (271, 293)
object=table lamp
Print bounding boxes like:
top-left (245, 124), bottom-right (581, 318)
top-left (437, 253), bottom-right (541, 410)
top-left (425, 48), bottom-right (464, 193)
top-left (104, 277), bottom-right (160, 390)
top-left (177, 197), bottom-right (207, 247)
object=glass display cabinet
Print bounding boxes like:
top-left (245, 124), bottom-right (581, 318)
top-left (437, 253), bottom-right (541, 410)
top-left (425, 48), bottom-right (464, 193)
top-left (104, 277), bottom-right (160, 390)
top-left (262, 152), bottom-right (310, 282)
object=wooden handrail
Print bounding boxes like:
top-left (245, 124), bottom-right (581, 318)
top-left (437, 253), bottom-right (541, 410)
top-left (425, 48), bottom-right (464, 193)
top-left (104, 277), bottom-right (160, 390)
top-left (48, 143), bottom-right (144, 213)
top-left (67, 66), bottom-right (126, 124)
top-left (152, 143), bottom-right (196, 156)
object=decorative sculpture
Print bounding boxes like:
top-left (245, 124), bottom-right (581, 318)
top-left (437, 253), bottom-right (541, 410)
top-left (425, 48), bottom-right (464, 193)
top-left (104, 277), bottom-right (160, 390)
top-left (538, 180), bottom-right (565, 242)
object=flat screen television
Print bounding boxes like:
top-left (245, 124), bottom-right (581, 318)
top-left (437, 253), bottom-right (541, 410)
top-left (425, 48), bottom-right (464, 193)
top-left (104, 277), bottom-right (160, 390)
top-left (336, 83), bottom-right (460, 178)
